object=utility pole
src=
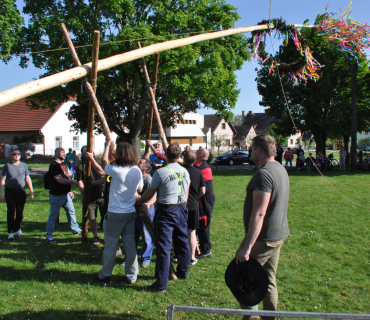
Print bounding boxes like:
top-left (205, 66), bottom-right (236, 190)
top-left (349, 61), bottom-right (358, 171)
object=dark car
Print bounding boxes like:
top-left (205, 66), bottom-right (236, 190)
top-left (215, 149), bottom-right (249, 165)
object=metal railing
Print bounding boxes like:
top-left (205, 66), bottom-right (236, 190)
top-left (167, 305), bottom-right (370, 319)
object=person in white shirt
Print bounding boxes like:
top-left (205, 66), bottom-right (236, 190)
top-left (86, 138), bottom-right (143, 284)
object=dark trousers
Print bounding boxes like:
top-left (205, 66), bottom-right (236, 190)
top-left (100, 190), bottom-right (109, 229)
top-left (154, 205), bottom-right (190, 290)
top-left (5, 187), bottom-right (26, 233)
top-left (197, 192), bottom-right (216, 253)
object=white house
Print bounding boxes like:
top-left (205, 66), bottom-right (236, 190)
top-left (0, 98), bottom-right (117, 157)
top-left (150, 113), bottom-right (236, 152)
top-left (150, 112), bottom-right (208, 151)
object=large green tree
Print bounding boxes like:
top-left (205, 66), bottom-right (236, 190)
top-left (9, 0), bottom-right (249, 151)
top-left (0, 0), bottom-right (24, 59)
top-left (256, 17), bottom-right (370, 154)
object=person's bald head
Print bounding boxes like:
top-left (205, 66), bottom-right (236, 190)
top-left (196, 148), bottom-right (209, 162)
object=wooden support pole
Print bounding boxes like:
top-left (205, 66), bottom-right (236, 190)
top-left (81, 30), bottom-right (100, 241)
top-left (59, 23), bottom-right (116, 153)
top-left (144, 53), bottom-right (160, 157)
top-left (136, 45), bottom-right (177, 279)
top-left (1, 23), bottom-right (318, 108)
top-left (137, 42), bottom-right (168, 150)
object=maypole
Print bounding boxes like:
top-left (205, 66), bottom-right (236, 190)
top-left (0, 23), bottom-right (285, 108)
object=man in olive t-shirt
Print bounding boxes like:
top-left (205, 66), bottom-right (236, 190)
top-left (235, 135), bottom-right (289, 320)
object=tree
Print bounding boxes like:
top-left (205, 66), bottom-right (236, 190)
top-left (265, 123), bottom-right (289, 146)
top-left (0, 0), bottom-right (24, 60)
top-left (210, 133), bottom-right (229, 155)
top-left (231, 114), bottom-right (243, 126)
top-left (256, 16), bottom-right (370, 155)
top-left (10, 0), bottom-right (249, 152)
top-left (358, 137), bottom-right (370, 147)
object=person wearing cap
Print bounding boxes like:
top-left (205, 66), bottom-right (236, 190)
top-left (137, 142), bottom-right (191, 292)
top-left (0, 149), bottom-right (34, 240)
top-left (235, 135), bottom-right (289, 320)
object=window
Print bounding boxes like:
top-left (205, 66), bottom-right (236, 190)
top-left (189, 137), bottom-right (193, 146)
top-left (290, 139), bottom-right (293, 144)
top-left (222, 123), bottom-right (226, 129)
top-left (55, 136), bottom-right (62, 148)
top-left (73, 136), bottom-right (79, 150)
top-left (193, 120), bottom-right (197, 124)
top-left (185, 120), bottom-right (188, 124)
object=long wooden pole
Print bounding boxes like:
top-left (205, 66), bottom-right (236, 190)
top-left (137, 42), bottom-right (168, 149)
top-left (136, 43), bottom-right (178, 279)
top-left (0, 23), bottom-right (317, 108)
top-left (144, 53), bottom-right (160, 157)
top-left (81, 30), bottom-right (100, 241)
top-left (59, 23), bottom-right (116, 153)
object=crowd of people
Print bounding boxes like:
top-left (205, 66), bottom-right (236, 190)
top-left (2, 135), bottom-right (358, 317)
top-left (276, 145), bottom-right (349, 172)
top-left (0, 138), bottom-right (216, 293)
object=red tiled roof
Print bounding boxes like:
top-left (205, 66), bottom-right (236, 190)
top-left (0, 98), bottom-right (69, 132)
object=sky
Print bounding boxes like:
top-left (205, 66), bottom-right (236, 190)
top-left (0, 0), bottom-right (369, 118)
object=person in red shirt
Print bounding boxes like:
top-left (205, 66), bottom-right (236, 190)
top-left (194, 148), bottom-right (215, 259)
top-left (284, 148), bottom-right (294, 170)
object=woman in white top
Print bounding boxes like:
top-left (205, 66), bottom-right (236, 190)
top-left (87, 138), bottom-right (143, 284)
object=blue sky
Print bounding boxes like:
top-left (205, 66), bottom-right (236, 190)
top-left (0, 0), bottom-right (369, 117)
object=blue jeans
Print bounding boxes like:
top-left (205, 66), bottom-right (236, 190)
top-left (46, 193), bottom-right (81, 239)
top-left (135, 206), bottom-right (155, 263)
top-left (285, 159), bottom-right (292, 169)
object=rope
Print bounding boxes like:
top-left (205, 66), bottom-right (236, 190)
top-left (1, 29), bottom-right (223, 59)
top-left (267, 1), bottom-right (370, 209)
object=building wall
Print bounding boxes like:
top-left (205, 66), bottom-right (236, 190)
top-left (156, 112), bottom-right (208, 151)
top-left (166, 113), bottom-right (204, 137)
top-left (286, 132), bottom-right (302, 148)
top-left (211, 119), bottom-right (234, 152)
top-left (41, 101), bottom-right (117, 155)
top-left (234, 127), bottom-right (256, 149)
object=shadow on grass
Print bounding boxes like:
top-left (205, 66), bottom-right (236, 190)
top-left (0, 265), bottom-right (156, 288)
top-left (2, 309), bottom-right (146, 319)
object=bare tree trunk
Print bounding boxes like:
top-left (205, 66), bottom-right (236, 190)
top-left (314, 131), bottom-right (327, 155)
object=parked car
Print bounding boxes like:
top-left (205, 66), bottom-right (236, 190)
top-left (215, 149), bottom-right (249, 165)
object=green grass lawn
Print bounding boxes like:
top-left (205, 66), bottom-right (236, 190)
top-left (0, 168), bottom-right (369, 319)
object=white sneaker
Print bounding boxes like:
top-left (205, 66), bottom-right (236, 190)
top-left (15, 230), bottom-right (23, 237)
top-left (8, 232), bottom-right (14, 240)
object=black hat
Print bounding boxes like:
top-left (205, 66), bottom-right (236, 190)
top-left (225, 257), bottom-right (268, 306)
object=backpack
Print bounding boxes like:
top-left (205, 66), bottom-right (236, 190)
top-left (44, 170), bottom-right (52, 189)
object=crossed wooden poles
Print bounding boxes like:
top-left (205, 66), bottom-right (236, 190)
top-left (59, 24), bottom-right (176, 279)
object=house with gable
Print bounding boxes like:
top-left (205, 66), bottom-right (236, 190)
top-left (233, 110), bottom-right (302, 148)
top-left (0, 98), bottom-right (117, 157)
top-left (203, 114), bottom-right (237, 152)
